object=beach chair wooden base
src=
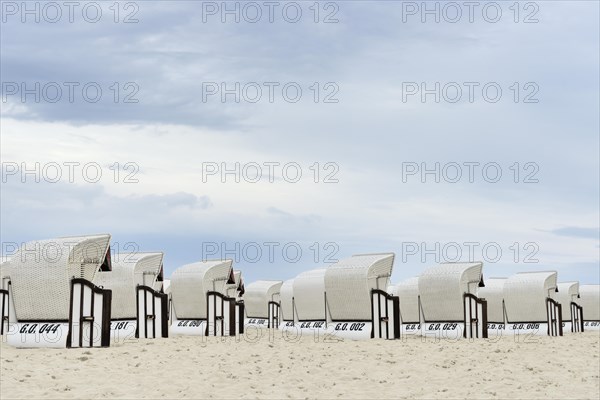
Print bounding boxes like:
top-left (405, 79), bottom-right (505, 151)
top-left (136, 285), bottom-right (169, 339)
top-left (6, 279), bottom-right (111, 348)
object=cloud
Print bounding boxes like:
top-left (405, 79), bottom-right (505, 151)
top-left (550, 227), bottom-right (599, 240)
top-left (0, 180), bottom-right (212, 239)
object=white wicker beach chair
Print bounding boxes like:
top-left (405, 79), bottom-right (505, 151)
top-left (503, 271), bottom-right (562, 336)
top-left (170, 260), bottom-right (242, 336)
top-left (94, 252), bottom-right (168, 339)
top-left (418, 262), bottom-right (486, 339)
top-left (244, 281), bottom-right (283, 319)
top-left (324, 253), bottom-right (397, 339)
top-left (6, 234), bottom-right (113, 348)
top-left (324, 253), bottom-right (394, 321)
top-left (94, 252), bottom-right (163, 319)
top-left (171, 260), bottom-right (233, 319)
top-left (419, 262), bottom-right (484, 322)
top-left (244, 280), bottom-right (283, 328)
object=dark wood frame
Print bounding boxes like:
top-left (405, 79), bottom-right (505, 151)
top-left (206, 291), bottom-right (239, 336)
top-left (570, 301), bottom-right (584, 333)
top-left (546, 298), bottom-right (563, 337)
top-left (370, 289), bottom-right (400, 340)
top-left (136, 285), bottom-right (169, 339)
top-left (267, 301), bottom-right (280, 328)
top-left (0, 286), bottom-right (9, 335)
top-left (67, 278), bottom-right (112, 348)
top-left (463, 293), bottom-right (488, 339)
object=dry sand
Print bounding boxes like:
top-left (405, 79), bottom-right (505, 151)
top-left (1, 330), bottom-right (599, 399)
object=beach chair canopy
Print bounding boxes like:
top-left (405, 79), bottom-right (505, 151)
top-left (390, 277), bottom-right (420, 324)
top-left (324, 253), bottom-right (395, 321)
top-left (94, 252), bottom-right (164, 319)
top-left (293, 269), bottom-right (327, 321)
top-left (170, 260), bottom-right (234, 319)
top-left (225, 270), bottom-right (244, 299)
top-left (503, 271), bottom-right (558, 323)
top-left (418, 262), bottom-right (484, 322)
top-left (153, 263), bottom-right (165, 292)
top-left (280, 279), bottom-right (294, 321)
top-left (557, 281), bottom-right (580, 320)
top-left (244, 280), bottom-right (283, 318)
top-left (8, 234), bottom-right (111, 321)
top-left (478, 277), bottom-right (507, 324)
top-left (578, 284), bottom-right (600, 321)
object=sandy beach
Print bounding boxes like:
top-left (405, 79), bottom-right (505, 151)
top-left (1, 331), bottom-right (598, 399)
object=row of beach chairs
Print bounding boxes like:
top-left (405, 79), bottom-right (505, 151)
top-left (0, 234), bottom-right (598, 348)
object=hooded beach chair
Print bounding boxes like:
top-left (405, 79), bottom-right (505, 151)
top-left (503, 271), bottom-right (562, 336)
top-left (557, 282), bottom-right (584, 333)
top-left (94, 252), bottom-right (168, 340)
top-left (244, 280), bottom-right (283, 328)
top-left (418, 262), bottom-right (487, 339)
top-left (170, 260), bottom-right (242, 336)
top-left (324, 253), bottom-right (398, 340)
top-left (5, 234), bottom-right (113, 348)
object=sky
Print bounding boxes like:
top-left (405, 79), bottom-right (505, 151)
top-left (1, 0), bottom-right (599, 285)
